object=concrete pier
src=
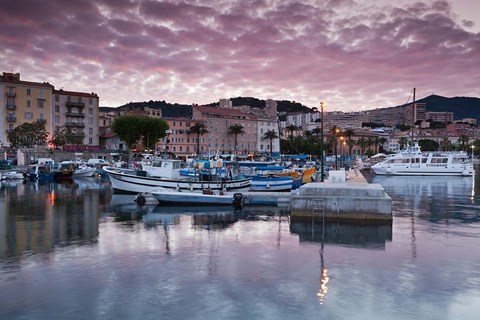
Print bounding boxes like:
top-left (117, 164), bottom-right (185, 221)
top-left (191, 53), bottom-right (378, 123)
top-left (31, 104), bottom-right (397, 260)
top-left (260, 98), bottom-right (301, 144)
top-left (290, 169), bottom-right (392, 223)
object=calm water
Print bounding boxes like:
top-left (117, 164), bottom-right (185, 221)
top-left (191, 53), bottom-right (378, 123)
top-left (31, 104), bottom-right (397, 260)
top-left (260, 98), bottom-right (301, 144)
top-left (1, 174), bottom-right (480, 320)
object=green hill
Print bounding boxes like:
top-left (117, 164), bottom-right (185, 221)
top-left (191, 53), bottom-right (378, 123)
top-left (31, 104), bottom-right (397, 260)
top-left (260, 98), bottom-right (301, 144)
top-left (415, 95), bottom-right (480, 122)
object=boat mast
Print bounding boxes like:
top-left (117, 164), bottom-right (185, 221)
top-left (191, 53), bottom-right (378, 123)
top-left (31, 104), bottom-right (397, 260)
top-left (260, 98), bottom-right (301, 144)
top-left (410, 88), bottom-right (416, 146)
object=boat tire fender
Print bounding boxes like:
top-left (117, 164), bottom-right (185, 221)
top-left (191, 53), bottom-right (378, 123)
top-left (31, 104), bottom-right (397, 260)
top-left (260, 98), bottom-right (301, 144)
top-left (135, 195), bottom-right (146, 206)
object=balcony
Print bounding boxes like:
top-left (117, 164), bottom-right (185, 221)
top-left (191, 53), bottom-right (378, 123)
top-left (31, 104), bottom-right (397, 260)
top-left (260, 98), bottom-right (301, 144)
top-left (66, 101), bottom-right (85, 108)
top-left (6, 91), bottom-right (16, 98)
top-left (6, 104), bottom-right (16, 110)
top-left (66, 122), bottom-right (85, 128)
top-left (71, 132), bottom-right (85, 138)
top-left (6, 116), bottom-right (16, 122)
top-left (66, 111), bottom-right (85, 117)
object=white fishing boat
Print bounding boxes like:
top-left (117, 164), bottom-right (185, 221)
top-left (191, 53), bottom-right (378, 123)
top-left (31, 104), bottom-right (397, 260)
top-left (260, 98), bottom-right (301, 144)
top-left (74, 165), bottom-right (97, 177)
top-left (149, 187), bottom-right (241, 206)
top-left (103, 158), bottom-right (251, 194)
top-left (371, 143), bottom-right (474, 176)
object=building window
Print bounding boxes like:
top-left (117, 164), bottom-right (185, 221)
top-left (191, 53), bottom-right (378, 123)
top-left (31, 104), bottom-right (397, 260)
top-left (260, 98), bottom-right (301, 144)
top-left (89, 98), bottom-right (93, 105)
top-left (89, 118), bottom-right (93, 125)
top-left (27, 88), bottom-right (31, 95)
top-left (39, 89), bottom-right (44, 99)
top-left (39, 113), bottom-right (44, 120)
top-left (27, 100), bottom-right (31, 107)
top-left (55, 105), bottom-right (60, 112)
top-left (89, 138), bottom-right (93, 144)
top-left (88, 108), bottom-right (93, 115)
top-left (38, 100), bottom-right (44, 108)
top-left (67, 96), bottom-right (71, 102)
top-left (55, 95), bottom-right (59, 102)
top-left (25, 112), bottom-right (33, 120)
top-left (89, 128), bottom-right (93, 134)
top-left (55, 116), bottom-right (60, 123)
top-left (79, 97), bottom-right (83, 103)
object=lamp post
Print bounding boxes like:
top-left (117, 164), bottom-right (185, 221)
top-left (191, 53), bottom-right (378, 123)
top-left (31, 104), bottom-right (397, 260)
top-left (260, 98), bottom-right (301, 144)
top-left (339, 136), bottom-right (344, 168)
top-left (471, 145), bottom-right (475, 158)
top-left (320, 102), bottom-right (325, 182)
top-left (334, 128), bottom-right (340, 170)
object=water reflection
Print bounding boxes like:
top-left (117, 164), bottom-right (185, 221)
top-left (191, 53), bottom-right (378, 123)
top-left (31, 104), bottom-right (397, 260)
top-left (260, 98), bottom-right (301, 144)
top-left (0, 180), bottom-right (110, 259)
top-left (371, 175), bottom-right (480, 224)
top-left (290, 218), bottom-right (393, 249)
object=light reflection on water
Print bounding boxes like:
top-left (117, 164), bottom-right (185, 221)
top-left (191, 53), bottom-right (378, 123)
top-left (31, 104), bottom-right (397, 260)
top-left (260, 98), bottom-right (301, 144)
top-left (0, 175), bottom-right (479, 320)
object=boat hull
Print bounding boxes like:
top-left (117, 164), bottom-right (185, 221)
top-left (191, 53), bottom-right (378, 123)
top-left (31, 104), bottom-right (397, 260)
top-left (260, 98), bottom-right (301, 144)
top-left (250, 176), bottom-right (293, 192)
top-left (151, 188), bottom-right (234, 205)
top-left (371, 166), bottom-right (474, 176)
top-left (104, 167), bottom-right (251, 194)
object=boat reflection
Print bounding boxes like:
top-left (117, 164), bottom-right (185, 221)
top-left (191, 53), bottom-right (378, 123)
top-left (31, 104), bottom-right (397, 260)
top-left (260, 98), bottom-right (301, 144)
top-left (109, 194), bottom-right (240, 229)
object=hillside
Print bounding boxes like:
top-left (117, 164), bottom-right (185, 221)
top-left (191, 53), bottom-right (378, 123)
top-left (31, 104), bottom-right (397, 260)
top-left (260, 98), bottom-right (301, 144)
top-left (415, 95), bottom-right (480, 122)
top-left (102, 95), bottom-right (480, 123)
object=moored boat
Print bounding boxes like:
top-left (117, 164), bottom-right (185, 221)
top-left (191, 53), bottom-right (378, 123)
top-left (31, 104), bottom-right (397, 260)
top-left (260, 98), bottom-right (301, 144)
top-left (103, 158), bottom-right (251, 193)
top-left (149, 187), bottom-right (240, 206)
top-left (371, 143), bottom-right (474, 176)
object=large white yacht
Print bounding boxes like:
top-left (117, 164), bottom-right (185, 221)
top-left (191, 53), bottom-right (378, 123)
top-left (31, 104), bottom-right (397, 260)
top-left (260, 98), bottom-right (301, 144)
top-left (371, 143), bottom-right (474, 176)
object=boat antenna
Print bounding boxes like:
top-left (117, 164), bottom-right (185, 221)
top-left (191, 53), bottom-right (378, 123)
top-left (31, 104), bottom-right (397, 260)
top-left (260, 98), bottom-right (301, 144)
top-left (410, 88), bottom-right (416, 146)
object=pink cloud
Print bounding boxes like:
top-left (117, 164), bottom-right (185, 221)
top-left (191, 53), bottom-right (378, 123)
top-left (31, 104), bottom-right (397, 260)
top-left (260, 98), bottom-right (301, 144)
top-left (0, 0), bottom-right (478, 111)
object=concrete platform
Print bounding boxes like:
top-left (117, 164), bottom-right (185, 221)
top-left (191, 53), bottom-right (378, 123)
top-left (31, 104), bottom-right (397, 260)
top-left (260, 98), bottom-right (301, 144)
top-left (290, 169), bottom-right (392, 223)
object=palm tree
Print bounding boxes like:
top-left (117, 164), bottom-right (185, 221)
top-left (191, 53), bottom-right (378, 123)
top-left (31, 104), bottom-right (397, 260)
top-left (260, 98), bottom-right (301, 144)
top-left (285, 124), bottom-right (298, 143)
top-left (263, 129), bottom-right (279, 158)
top-left (399, 137), bottom-right (409, 150)
top-left (357, 137), bottom-right (367, 155)
top-left (458, 134), bottom-right (469, 151)
top-left (228, 123), bottom-right (245, 158)
top-left (190, 122), bottom-right (208, 159)
top-left (378, 137), bottom-right (388, 153)
top-left (343, 128), bottom-right (355, 156)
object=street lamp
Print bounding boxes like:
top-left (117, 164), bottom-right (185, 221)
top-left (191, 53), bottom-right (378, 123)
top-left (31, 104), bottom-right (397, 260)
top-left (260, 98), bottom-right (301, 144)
top-left (471, 145), bottom-right (475, 158)
top-left (339, 136), bottom-right (344, 168)
top-left (320, 102), bottom-right (325, 182)
top-left (335, 128), bottom-right (340, 170)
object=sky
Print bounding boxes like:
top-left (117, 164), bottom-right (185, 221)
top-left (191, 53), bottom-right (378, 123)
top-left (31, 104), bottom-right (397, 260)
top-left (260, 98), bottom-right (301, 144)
top-left (1, 0), bottom-right (479, 111)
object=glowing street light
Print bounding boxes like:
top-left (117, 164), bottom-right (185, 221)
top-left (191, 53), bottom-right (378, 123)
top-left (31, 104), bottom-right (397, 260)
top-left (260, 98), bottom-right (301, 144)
top-left (320, 102), bottom-right (325, 182)
top-left (335, 128), bottom-right (340, 170)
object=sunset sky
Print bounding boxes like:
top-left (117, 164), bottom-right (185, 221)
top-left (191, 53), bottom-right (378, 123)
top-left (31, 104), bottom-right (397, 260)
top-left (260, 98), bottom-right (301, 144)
top-left (1, 0), bottom-right (479, 111)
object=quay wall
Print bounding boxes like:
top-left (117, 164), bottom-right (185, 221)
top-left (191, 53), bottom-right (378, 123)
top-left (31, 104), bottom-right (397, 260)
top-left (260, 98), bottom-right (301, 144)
top-left (290, 171), bottom-right (392, 223)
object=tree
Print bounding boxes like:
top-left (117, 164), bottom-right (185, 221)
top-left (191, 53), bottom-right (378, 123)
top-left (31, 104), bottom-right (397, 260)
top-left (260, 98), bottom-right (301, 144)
top-left (8, 119), bottom-right (48, 149)
top-left (343, 128), bottom-right (355, 156)
top-left (263, 129), bottom-right (279, 158)
top-left (190, 122), bottom-right (208, 158)
top-left (49, 127), bottom-right (68, 148)
top-left (139, 117), bottom-right (169, 151)
top-left (378, 137), bottom-right (388, 153)
top-left (111, 115), bottom-right (144, 155)
top-left (286, 124), bottom-right (298, 143)
top-left (357, 137), bottom-right (367, 155)
top-left (418, 139), bottom-right (439, 151)
top-left (458, 134), bottom-right (470, 151)
top-left (228, 123), bottom-right (245, 158)
top-left (399, 137), bottom-right (409, 150)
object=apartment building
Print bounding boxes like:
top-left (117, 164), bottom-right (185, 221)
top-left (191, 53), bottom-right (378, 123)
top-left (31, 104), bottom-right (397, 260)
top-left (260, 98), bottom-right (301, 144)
top-left (0, 72), bottom-right (54, 147)
top-left (192, 105), bottom-right (258, 156)
top-left (52, 89), bottom-right (100, 149)
top-left (0, 72), bottom-right (100, 149)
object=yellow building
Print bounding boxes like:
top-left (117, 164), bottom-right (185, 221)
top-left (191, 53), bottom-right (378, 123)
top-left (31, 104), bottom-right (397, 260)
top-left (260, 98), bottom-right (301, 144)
top-left (0, 72), bottom-right (54, 147)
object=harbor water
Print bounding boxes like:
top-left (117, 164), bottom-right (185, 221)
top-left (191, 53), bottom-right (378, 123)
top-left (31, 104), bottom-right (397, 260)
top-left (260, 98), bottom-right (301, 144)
top-left (1, 174), bottom-right (480, 320)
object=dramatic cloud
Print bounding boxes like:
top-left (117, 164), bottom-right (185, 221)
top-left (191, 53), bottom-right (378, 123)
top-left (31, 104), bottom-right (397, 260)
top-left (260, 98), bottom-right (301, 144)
top-left (1, 0), bottom-right (479, 111)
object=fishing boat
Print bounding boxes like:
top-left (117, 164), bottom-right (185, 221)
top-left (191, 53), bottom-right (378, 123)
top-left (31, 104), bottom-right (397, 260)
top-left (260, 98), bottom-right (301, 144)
top-left (371, 142), bottom-right (474, 176)
top-left (103, 158), bottom-right (251, 194)
top-left (250, 166), bottom-right (295, 191)
top-left (149, 187), bottom-right (242, 206)
top-left (24, 160), bottom-right (74, 182)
